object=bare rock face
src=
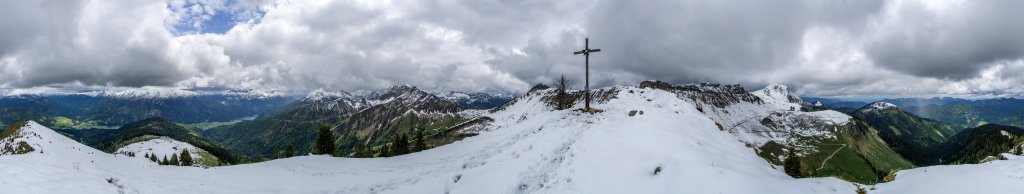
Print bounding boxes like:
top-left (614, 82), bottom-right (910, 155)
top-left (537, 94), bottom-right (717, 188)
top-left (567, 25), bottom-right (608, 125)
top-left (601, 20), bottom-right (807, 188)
top-left (639, 80), bottom-right (763, 108)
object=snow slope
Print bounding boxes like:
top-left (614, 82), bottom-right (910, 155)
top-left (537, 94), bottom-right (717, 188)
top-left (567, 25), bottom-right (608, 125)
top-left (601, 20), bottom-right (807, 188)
top-left (0, 86), bottom-right (855, 194)
top-left (872, 154), bottom-right (1024, 194)
top-left (641, 81), bottom-right (852, 147)
top-left (4, 85), bottom-right (1022, 193)
top-left (115, 136), bottom-right (211, 167)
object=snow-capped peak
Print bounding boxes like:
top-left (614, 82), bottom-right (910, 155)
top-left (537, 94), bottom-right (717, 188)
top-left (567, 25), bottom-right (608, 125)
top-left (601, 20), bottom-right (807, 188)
top-left (764, 84), bottom-right (789, 92)
top-left (218, 89), bottom-right (285, 99)
top-left (3, 87), bottom-right (94, 97)
top-left (1, 121), bottom-right (100, 156)
top-left (303, 89), bottom-right (351, 102)
top-left (754, 84), bottom-right (803, 104)
top-left (101, 87), bottom-right (199, 99)
top-left (865, 102), bottom-right (899, 110)
top-left (115, 136), bottom-right (211, 167)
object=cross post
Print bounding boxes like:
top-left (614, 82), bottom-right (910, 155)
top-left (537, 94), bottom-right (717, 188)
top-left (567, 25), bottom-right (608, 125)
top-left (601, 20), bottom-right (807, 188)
top-left (573, 38), bottom-right (600, 111)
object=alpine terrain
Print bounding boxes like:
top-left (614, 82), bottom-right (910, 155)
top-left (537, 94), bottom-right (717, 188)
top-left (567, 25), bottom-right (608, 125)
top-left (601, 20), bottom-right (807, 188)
top-left (4, 82), bottom-right (1024, 193)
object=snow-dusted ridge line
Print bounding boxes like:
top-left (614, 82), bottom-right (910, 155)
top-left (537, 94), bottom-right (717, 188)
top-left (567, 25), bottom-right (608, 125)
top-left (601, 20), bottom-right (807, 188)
top-left (1, 86), bottom-right (287, 99)
top-left (302, 88), bottom-right (352, 102)
top-left (4, 83), bottom-right (1024, 193)
top-left (115, 136), bottom-right (212, 167)
top-left (865, 102), bottom-right (899, 110)
top-left (101, 86), bottom-right (200, 99)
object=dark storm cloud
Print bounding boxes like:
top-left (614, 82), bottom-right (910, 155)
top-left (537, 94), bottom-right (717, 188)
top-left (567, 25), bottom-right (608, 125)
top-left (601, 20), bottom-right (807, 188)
top-left (489, 0), bottom-right (886, 87)
top-left (864, 0), bottom-right (1024, 80)
top-left (0, 0), bottom-right (190, 87)
top-left (3, 0), bottom-right (1024, 97)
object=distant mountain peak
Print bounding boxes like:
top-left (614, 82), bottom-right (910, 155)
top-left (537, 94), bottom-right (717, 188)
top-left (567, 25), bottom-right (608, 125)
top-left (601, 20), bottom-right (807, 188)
top-left (218, 88), bottom-right (285, 99)
top-left (754, 84), bottom-right (802, 104)
top-left (101, 87), bottom-right (199, 99)
top-left (762, 84), bottom-right (789, 93)
top-left (388, 84), bottom-right (417, 92)
top-left (527, 84), bottom-right (550, 93)
top-left (864, 102), bottom-right (899, 111)
top-left (303, 89), bottom-right (351, 102)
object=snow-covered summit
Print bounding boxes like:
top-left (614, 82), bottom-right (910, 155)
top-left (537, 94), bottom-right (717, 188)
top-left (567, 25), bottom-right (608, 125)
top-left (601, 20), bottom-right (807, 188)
top-left (1, 121), bottom-right (100, 156)
top-left (0, 85), bottom-right (856, 194)
top-left (215, 89), bottom-right (285, 99)
top-left (116, 136), bottom-right (214, 167)
top-left (864, 102), bottom-right (899, 111)
top-left (4, 83), bottom-right (1024, 193)
top-left (101, 86), bottom-right (199, 99)
top-left (432, 91), bottom-right (516, 110)
top-left (302, 88), bottom-right (352, 102)
top-left (640, 81), bottom-right (849, 147)
top-left (2, 87), bottom-right (100, 97)
top-left (754, 84), bottom-right (803, 104)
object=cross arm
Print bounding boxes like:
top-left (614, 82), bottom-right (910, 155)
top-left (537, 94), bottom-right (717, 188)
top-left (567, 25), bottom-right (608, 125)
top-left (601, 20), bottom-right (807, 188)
top-left (589, 49), bottom-right (601, 53)
top-left (573, 50), bottom-right (585, 55)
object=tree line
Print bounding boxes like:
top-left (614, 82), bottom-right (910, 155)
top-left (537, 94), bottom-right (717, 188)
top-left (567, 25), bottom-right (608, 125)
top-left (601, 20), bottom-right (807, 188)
top-left (275, 125), bottom-right (431, 159)
top-left (144, 149), bottom-right (195, 166)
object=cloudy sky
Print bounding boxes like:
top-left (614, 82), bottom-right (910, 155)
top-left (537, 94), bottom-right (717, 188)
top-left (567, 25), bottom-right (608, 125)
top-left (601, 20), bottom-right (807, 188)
top-left (1, 0), bottom-right (1023, 98)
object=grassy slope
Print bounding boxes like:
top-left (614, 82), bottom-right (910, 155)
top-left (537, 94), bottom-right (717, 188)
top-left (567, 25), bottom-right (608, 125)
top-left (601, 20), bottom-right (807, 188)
top-left (93, 118), bottom-right (241, 165)
top-left (938, 124), bottom-right (1024, 164)
top-left (756, 121), bottom-right (914, 184)
top-left (852, 108), bottom-right (960, 165)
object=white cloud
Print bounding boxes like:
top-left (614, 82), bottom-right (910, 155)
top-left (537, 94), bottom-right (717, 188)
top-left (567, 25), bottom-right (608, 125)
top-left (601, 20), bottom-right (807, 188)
top-left (1, 0), bottom-right (1024, 98)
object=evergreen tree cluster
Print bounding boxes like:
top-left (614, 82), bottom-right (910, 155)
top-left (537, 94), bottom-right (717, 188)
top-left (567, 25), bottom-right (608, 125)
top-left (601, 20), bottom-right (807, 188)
top-left (180, 149), bottom-right (194, 166)
top-left (389, 133), bottom-right (410, 156)
top-left (144, 149), bottom-right (196, 166)
top-left (377, 128), bottom-right (431, 157)
top-left (414, 128), bottom-right (427, 152)
top-left (352, 141), bottom-right (372, 158)
top-left (285, 143), bottom-right (295, 158)
top-left (784, 147), bottom-right (805, 178)
top-left (313, 125), bottom-right (336, 156)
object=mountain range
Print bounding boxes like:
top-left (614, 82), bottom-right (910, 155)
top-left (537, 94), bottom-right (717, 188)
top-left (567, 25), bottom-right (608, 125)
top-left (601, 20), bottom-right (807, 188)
top-left (5, 81), bottom-right (1024, 193)
top-left (4, 81), bottom-right (1024, 192)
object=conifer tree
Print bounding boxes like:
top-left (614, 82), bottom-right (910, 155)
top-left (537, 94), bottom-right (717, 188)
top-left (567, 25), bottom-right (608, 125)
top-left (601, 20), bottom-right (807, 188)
top-left (387, 134), bottom-right (397, 156)
top-left (380, 144), bottom-right (391, 157)
top-left (285, 143), bottom-right (295, 158)
top-left (353, 143), bottom-right (370, 158)
top-left (390, 133), bottom-right (410, 156)
top-left (180, 149), bottom-right (194, 166)
top-left (784, 147), bottom-right (803, 178)
top-left (314, 125), bottom-right (336, 156)
top-left (149, 154), bottom-right (157, 163)
top-left (170, 153), bottom-right (180, 166)
top-left (555, 74), bottom-right (570, 110)
top-left (414, 129), bottom-right (427, 152)
top-left (161, 156), bottom-right (169, 165)
top-left (402, 133), bottom-right (410, 154)
top-left (391, 134), bottom-right (401, 156)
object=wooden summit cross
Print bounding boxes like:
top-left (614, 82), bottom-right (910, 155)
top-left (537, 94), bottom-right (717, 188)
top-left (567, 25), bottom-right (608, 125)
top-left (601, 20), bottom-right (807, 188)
top-left (573, 38), bottom-right (600, 111)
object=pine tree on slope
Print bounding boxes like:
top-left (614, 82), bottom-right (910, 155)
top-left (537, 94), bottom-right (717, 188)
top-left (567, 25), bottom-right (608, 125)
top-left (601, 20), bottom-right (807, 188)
top-left (314, 125), bottom-right (336, 156)
top-left (170, 153), bottom-right (179, 166)
top-left (285, 144), bottom-right (295, 158)
top-left (784, 147), bottom-right (803, 178)
top-left (180, 149), bottom-right (194, 166)
top-left (414, 128), bottom-right (427, 152)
